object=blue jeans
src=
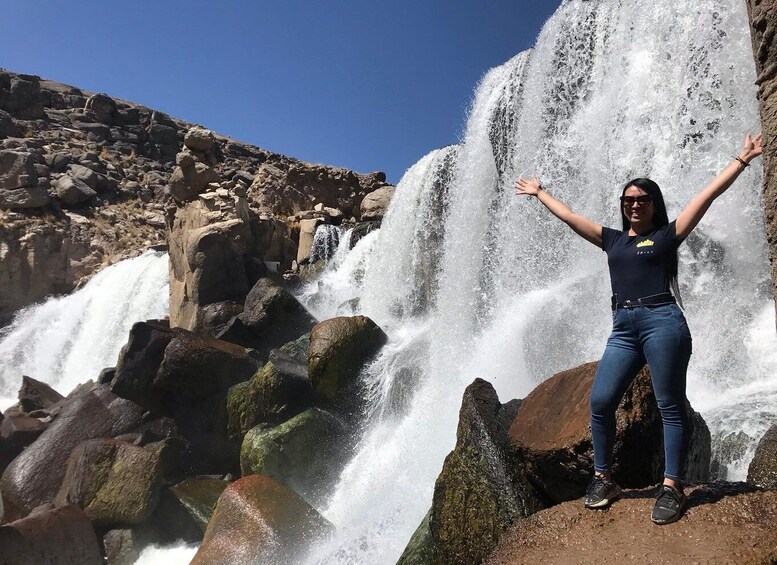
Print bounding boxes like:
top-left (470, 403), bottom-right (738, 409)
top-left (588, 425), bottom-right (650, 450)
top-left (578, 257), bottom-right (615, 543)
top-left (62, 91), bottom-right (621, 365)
top-left (590, 302), bottom-right (692, 481)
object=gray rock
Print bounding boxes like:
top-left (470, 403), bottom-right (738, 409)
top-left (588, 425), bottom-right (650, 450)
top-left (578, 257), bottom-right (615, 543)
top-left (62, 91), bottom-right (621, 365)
top-left (0, 150), bottom-right (37, 190)
top-left (0, 109), bottom-right (19, 138)
top-left (67, 163), bottom-right (98, 190)
top-left (0, 185), bottom-right (50, 209)
top-left (53, 174), bottom-right (97, 205)
top-left (84, 93), bottom-right (116, 123)
top-left (184, 127), bottom-right (215, 151)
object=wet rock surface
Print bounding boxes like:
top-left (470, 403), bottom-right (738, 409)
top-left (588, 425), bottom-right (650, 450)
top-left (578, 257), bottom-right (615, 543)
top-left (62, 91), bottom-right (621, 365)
top-left (190, 474), bottom-right (333, 565)
top-left (748, 424), bottom-right (777, 488)
top-left (487, 483), bottom-right (777, 565)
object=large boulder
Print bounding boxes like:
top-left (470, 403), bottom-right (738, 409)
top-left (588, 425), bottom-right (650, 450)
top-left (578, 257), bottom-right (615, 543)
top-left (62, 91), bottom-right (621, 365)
top-left (509, 362), bottom-right (711, 504)
top-left (217, 278), bottom-right (317, 361)
top-left (0, 386), bottom-right (145, 520)
top-left (110, 321), bottom-right (260, 474)
top-left (359, 185), bottom-right (395, 221)
top-left (747, 425), bottom-right (777, 488)
top-left (190, 474), bottom-right (333, 565)
top-left (184, 127), bottom-right (215, 151)
top-left (240, 408), bottom-right (349, 507)
top-left (54, 439), bottom-right (162, 527)
top-left (427, 379), bottom-right (543, 565)
top-left (396, 509), bottom-right (439, 565)
top-left (167, 191), bottom-right (264, 331)
top-left (308, 316), bottom-right (388, 415)
top-left (0, 185), bottom-right (50, 209)
top-left (169, 478), bottom-right (229, 534)
top-left (227, 347), bottom-right (314, 437)
top-left (169, 150), bottom-right (220, 202)
top-left (0, 505), bottom-right (102, 565)
top-left (53, 174), bottom-right (97, 206)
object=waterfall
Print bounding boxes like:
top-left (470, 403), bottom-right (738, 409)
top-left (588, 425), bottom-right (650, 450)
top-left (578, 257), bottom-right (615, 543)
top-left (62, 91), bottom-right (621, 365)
top-left (310, 224), bottom-right (346, 264)
top-left (0, 251), bottom-right (169, 408)
top-left (302, 0), bottom-right (774, 563)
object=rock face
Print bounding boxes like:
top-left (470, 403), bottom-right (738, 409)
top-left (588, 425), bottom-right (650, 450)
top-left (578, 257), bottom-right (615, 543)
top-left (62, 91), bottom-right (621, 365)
top-left (54, 439), bottom-right (162, 527)
top-left (0, 505), bottom-right (103, 565)
top-left (509, 362), bottom-right (711, 504)
top-left (487, 483), bottom-right (777, 565)
top-left (0, 386), bottom-right (145, 520)
top-left (746, 1), bottom-right (777, 315)
top-left (190, 474), bottom-right (333, 565)
top-left (359, 185), bottom-right (395, 220)
top-left (429, 379), bottom-right (543, 565)
top-left (308, 316), bottom-right (388, 415)
top-left (747, 424), bottom-right (777, 488)
top-left (169, 478), bottom-right (229, 534)
top-left (0, 69), bottom-right (389, 320)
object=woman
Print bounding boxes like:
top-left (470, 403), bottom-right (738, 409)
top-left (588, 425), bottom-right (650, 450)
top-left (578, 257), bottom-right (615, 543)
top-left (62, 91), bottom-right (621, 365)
top-left (515, 133), bottom-right (763, 525)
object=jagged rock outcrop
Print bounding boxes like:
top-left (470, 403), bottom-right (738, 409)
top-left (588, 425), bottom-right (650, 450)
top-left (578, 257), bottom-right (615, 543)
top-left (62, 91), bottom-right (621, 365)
top-left (487, 483), bottom-right (777, 565)
top-left (418, 379), bottom-right (544, 565)
top-left (509, 362), bottom-right (711, 504)
top-left (0, 69), bottom-right (390, 320)
top-left (746, 1), bottom-right (777, 316)
top-left (190, 474), bottom-right (333, 565)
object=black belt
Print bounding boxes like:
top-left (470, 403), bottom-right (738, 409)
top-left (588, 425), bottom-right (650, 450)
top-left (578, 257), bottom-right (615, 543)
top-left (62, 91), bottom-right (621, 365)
top-left (611, 292), bottom-right (675, 311)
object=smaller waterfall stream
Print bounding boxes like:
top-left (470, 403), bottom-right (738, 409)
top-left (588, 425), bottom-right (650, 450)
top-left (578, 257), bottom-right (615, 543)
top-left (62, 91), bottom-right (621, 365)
top-left (0, 251), bottom-right (169, 408)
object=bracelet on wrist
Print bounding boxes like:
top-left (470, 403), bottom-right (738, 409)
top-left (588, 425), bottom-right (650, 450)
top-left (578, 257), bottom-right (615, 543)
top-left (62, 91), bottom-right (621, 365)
top-left (734, 156), bottom-right (749, 168)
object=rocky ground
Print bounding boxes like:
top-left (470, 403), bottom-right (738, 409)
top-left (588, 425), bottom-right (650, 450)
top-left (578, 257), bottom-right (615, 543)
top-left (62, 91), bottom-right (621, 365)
top-left (488, 484), bottom-right (777, 565)
top-left (0, 69), bottom-right (392, 321)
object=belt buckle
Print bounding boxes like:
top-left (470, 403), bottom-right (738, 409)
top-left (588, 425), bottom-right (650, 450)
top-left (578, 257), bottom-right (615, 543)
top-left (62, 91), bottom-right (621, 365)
top-left (624, 299), bottom-right (633, 309)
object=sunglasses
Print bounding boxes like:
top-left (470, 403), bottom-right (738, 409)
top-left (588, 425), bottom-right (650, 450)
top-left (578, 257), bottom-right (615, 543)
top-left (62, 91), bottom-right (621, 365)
top-left (620, 195), bottom-right (653, 207)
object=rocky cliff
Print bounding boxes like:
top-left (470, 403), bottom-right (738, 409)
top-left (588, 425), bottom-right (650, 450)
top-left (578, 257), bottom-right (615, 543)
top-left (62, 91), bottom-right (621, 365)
top-left (0, 69), bottom-right (391, 322)
top-left (746, 0), bottom-right (777, 319)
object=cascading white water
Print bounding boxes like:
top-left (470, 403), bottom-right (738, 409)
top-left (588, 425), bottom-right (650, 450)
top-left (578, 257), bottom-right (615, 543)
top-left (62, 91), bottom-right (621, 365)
top-left (310, 224), bottom-right (347, 264)
top-left (301, 1), bottom-right (775, 563)
top-left (0, 251), bottom-right (169, 408)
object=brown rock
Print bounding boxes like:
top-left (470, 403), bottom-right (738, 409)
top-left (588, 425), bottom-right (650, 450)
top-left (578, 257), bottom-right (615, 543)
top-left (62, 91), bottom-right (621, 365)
top-left (0, 386), bottom-right (145, 520)
top-left (308, 316), bottom-right (388, 415)
top-left (746, 1), bottom-right (777, 318)
top-left (190, 474), bottom-right (333, 565)
top-left (487, 483), bottom-right (777, 565)
top-left (747, 424), bottom-right (777, 488)
top-left (84, 93), bottom-right (116, 123)
top-left (53, 174), bottom-right (97, 205)
top-left (0, 505), bottom-right (102, 565)
top-left (184, 127), bottom-right (215, 151)
top-left (54, 439), bottom-right (162, 527)
top-left (0, 150), bottom-right (37, 190)
top-left (0, 414), bottom-right (46, 449)
top-left (509, 362), bottom-right (710, 504)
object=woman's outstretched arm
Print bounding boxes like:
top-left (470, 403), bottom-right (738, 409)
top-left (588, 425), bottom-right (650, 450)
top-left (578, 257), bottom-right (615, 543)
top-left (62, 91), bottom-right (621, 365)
top-left (515, 176), bottom-right (603, 247)
top-left (675, 133), bottom-right (763, 240)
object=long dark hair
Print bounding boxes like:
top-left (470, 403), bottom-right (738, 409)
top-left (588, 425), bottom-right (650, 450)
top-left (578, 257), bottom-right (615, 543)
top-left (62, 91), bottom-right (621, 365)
top-left (621, 177), bottom-right (679, 287)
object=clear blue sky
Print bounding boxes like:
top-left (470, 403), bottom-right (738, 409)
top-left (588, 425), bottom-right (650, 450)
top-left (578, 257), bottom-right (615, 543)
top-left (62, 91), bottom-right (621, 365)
top-left (2, 1), bottom-right (561, 183)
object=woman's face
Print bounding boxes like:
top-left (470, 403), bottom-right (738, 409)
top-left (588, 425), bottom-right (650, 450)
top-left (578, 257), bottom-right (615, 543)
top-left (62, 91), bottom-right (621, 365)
top-left (622, 185), bottom-right (654, 226)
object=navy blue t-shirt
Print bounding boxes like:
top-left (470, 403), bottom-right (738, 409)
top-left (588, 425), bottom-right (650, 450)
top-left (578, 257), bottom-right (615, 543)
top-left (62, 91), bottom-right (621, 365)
top-left (601, 221), bottom-right (684, 302)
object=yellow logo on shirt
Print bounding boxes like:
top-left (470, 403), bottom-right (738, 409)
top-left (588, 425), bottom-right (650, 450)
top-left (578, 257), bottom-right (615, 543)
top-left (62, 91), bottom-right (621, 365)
top-left (636, 239), bottom-right (655, 248)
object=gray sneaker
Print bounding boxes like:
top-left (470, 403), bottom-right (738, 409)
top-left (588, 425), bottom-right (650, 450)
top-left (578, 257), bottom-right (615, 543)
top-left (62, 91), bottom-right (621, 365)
top-left (651, 485), bottom-right (686, 525)
top-left (583, 475), bottom-right (622, 509)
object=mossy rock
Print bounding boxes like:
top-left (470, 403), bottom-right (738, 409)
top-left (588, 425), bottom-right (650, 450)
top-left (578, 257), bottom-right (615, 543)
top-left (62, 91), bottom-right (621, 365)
top-left (226, 348), bottom-right (314, 437)
top-left (240, 408), bottom-right (348, 507)
top-left (396, 508), bottom-right (439, 565)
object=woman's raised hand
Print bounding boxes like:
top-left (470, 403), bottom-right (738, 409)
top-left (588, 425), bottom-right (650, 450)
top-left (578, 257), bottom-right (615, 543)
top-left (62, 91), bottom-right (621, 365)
top-left (741, 132), bottom-right (763, 163)
top-left (515, 176), bottom-right (542, 197)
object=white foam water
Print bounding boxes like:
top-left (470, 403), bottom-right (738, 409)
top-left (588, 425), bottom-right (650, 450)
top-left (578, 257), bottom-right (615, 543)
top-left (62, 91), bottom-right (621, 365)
top-left (0, 251), bottom-right (169, 408)
top-left (299, 1), bottom-right (775, 563)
